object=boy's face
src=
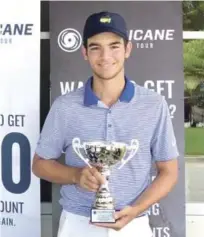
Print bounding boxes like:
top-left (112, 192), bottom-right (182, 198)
top-left (82, 32), bottom-right (132, 80)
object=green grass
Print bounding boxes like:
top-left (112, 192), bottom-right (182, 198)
top-left (185, 127), bottom-right (204, 155)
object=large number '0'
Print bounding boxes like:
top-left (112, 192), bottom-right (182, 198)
top-left (1, 132), bottom-right (31, 194)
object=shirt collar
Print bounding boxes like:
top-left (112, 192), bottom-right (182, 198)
top-left (83, 76), bottom-right (135, 106)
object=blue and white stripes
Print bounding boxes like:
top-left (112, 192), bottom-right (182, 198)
top-left (35, 78), bottom-right (179, 217)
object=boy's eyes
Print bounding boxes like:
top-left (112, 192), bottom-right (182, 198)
top-left (111, 45), bottom-right (120, 49)
top-left (90, 47), bottom-right (99, 50)
top-left (89, 45), bottom-right (120, 50)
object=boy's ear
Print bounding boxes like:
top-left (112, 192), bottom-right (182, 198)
top-left (82, 45), bottom-right (88, 60)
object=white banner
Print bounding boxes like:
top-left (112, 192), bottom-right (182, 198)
top-left (0, 1), bottom-right (41, 237)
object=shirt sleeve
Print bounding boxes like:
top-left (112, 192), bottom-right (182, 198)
top-left (35, 97), bottom-right (66, 159)
top-left (151, 96), bottom-right (179, 162)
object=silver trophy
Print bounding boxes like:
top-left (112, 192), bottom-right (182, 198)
top-left (72, 137), bottom-right (139, 223)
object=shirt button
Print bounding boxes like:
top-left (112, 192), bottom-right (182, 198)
top-left (108, 110), bottom-right (111, 114)
top-left (108, 124), bottom-right (112, 128)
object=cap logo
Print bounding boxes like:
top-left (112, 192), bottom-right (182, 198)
top-left (100, 16), bottom-right (111, 24)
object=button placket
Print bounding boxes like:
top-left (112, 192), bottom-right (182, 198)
top-left (106, 109), bottom-right (112, 140)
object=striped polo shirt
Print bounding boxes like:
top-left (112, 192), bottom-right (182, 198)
top-left (35, 76), bottom-right (179, 217)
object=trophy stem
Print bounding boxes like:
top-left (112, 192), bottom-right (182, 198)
top-left (97, 165), bottom-right (110, 180)
top-left (97, 165), bottom-right (110, 192)
top-left (93, 165), bottom-right (114, 210)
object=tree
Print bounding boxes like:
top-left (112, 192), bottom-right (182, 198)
top-left (184, 40), bottom-right (204, 95)
top-left (183, 1), bottom-right (204, 31)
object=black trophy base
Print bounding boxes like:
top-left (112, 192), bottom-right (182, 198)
top-left (90, 208), bottom-right (116, 223)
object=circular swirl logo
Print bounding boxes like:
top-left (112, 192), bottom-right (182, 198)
top-left (58, 28), bottom-right (82, 52)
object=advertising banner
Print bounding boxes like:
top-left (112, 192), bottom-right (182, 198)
top-left (50, 2), bottom-right (185, 237)
top-left (0, 1), bottom-right (41, 237)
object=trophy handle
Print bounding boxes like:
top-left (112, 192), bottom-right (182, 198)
top-left (118, 139), bottom-right (139, 169)
top-left (72, 137), bottom-right (92, 168)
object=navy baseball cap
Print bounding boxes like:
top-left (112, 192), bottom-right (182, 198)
top-left (83, 11), bottom-right (129, 46)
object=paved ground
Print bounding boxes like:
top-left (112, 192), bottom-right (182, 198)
top-left (185, 157), bottom-right (204, 202)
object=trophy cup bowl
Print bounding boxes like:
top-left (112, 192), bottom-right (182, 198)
top-left (72, 137), bottom-right (139, 223)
